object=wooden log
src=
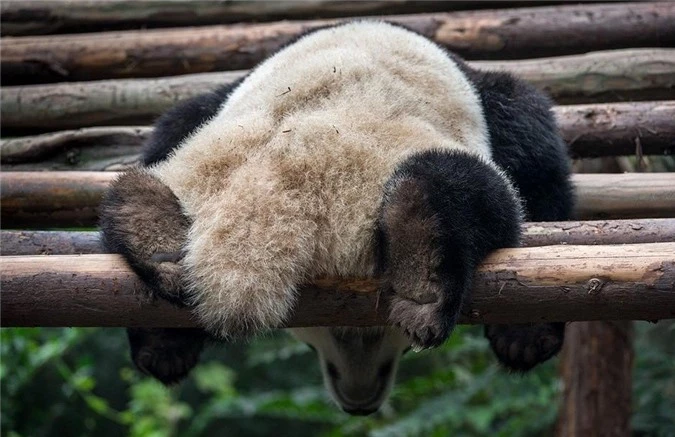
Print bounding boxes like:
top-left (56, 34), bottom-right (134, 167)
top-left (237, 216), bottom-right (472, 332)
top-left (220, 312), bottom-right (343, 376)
top-left (0, 171), bottom-right (113, 228)
top-left (2, 2), bottom-right (673, 84)
top-left (3, 219), bottom-right (675, 256)
top-left (520, 219), bottom-right (675, 247)
top-left (1, 230), bottom-right (102, 255)
top-left (3, 102), bottom-right (673, 169)
top-left (1, 71), bottom-right (247, 131)
top-left (2, 172), bottom-right (675, 228)
top-left (1, 243), bottom-right (674, 327)
top-left (3, 51), bottom-right (674, 132)
top-left (0, 1), bottom-right (576, 36)
top-left (0, 126), bottom-right (150, 171)
top-left (555, 101), bottom-right (675, 158)
top-left (575, 173), bottom-right (675, 220)
top-left (556, 321), bottom-right (633, 437)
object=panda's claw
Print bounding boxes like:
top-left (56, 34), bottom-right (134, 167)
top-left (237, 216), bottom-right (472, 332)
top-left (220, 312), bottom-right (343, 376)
top-left (388, 293), bottom-right (451, 350)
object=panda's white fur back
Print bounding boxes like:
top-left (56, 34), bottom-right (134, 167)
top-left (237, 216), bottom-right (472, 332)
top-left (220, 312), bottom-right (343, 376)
top-left (148, 22), bottom-right (490, 336)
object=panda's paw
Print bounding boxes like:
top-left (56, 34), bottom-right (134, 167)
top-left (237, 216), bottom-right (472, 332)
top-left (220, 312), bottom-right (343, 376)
top-left (149, 251), bottom-right (190, 306)
top-left (387, 291), bottom-right (452, 350)
top-left (127, 328), bottom-right (207, 385)
top-left (100, 169), bottom-right (191, 306)
top-left (485, 323), bottom-right (565, 372)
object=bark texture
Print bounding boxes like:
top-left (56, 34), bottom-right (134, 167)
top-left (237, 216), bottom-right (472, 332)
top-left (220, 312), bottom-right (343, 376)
top-left (2, 2), bottom-right (673, 84)
top-left (1, 244), bottom-right (673, 327)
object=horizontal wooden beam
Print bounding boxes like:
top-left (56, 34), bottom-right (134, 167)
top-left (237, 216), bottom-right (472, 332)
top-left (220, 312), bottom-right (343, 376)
top-left (2, 172), bottom-right (675, 228)
top-left (1, 230), bottom-right (102, 255)
top-left (2, 2), bottom-right (673, 84)
top-left (0, 1), bottom-right (612, 36)
top-left (2, 243), bottom-right (674, 327)
top-left (4, 50), bottom-right (674, 132)
top-left (574, 173), bottom-right (675, 220)
top-left (2, 102), bottom-right (673, 169)
top-left (555, 101), bottom-right (675, 158)
top-left (4, 219), bottom-right (675, 256)
top-left (0, 171), bottom-right (112, 228)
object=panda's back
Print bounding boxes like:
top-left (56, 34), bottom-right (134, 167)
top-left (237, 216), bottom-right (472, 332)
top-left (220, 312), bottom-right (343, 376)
top-left (152, 21), bottom-right (490, 277)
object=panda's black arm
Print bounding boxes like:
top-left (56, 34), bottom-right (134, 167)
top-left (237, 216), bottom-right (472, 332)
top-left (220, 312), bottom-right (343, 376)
top-left (464, 67), bottom-right (575, 372)
top-left (378, 150), bottom-right (522, 350)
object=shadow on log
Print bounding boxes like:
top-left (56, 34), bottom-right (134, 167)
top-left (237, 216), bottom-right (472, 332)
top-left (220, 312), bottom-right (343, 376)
top-left (1, 244), bottom-right (674, 327)
top-left (3, 219), bottom-right (675, 256)
top-left (2, 172), bottom-right (675, 228)
top-left (2, 2), bottom-right (674, 84)
top-left (3, 51), bottom-right (674, 131)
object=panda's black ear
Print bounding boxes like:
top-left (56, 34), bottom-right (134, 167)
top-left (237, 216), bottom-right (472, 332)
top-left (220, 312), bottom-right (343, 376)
top-left (99, 169), bottom-right (191, 306)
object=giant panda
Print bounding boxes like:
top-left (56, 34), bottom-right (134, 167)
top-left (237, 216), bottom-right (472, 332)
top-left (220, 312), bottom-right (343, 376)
top-left (100, 21), bottom-right (574, 416)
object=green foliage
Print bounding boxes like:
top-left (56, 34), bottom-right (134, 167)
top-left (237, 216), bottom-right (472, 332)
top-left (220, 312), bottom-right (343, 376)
top-left (1, 323), bottom-right (672, 436)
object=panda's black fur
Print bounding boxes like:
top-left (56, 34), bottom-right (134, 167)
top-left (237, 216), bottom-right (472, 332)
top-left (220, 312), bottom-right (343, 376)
top-left (101, 21), bottom-right (573, 388)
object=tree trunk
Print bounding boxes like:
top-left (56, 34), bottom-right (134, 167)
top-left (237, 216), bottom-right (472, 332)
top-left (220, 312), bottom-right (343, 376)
top-left (1, 244), bottom-right (673, 327)
top-left (2, 2), bottom-right (673, 84)
top-left (3, 51), bottom-right (674, 132)
top-left (556, 321), bottom-right (634, 437)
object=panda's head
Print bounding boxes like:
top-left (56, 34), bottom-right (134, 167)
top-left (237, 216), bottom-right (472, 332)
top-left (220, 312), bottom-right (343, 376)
top-left (289, 327), bottom-right (410, 415)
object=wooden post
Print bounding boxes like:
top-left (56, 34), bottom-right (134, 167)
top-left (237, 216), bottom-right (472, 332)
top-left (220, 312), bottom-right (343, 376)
top-left (557, 321), bottom-right (634, 437)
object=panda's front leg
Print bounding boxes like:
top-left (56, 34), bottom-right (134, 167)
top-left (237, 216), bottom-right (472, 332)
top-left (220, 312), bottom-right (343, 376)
top-left (100, 169), bottom-right (208, 384)
top-left (377, 174), bottom-right (471, 350)
top-left (377, 150), bottom-right (523, 351)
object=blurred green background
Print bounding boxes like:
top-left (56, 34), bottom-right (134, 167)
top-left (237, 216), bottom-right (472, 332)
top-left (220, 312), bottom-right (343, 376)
top-left (1, 322), bottom-right (673, 437)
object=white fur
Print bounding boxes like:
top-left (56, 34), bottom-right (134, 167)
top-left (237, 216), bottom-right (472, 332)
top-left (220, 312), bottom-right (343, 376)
top-left (148, 21), bottom-right (490, 338)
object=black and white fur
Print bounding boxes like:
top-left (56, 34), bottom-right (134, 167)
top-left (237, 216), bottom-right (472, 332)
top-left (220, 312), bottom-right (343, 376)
top-left (100, 22), bottom-right (573, 414)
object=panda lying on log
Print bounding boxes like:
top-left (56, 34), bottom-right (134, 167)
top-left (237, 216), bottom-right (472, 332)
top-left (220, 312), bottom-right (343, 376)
top-left (100, 21), bottom-right (574, 416)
